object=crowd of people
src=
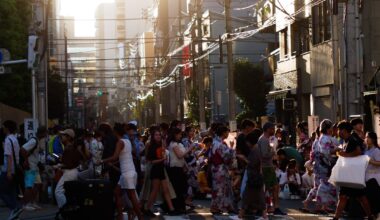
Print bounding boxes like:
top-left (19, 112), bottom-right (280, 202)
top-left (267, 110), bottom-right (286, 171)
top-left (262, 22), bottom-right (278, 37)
top-left (0, 117), bottom-right (380, 220)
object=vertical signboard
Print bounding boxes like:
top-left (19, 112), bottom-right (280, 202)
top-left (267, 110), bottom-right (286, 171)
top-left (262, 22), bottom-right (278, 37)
top-left (24, 118), bottom-right (38, 140)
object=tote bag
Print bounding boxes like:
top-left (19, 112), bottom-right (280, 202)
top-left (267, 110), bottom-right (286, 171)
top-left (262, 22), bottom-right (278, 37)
top-left (329, 155), bottom-right (369, 189)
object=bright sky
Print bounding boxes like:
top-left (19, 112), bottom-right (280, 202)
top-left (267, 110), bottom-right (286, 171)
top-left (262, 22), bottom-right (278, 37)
top-left (60, 0), bottom-right (114, 37)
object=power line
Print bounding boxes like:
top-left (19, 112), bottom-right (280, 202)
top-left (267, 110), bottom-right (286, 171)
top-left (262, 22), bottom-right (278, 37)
top-left (51, 37), bottom-right (187, 41)
top-left (50, 38), bottom-right (273, 46)
top-left (50, 52), bottom-right (267, 63)
top-left (49, 17), bottom-right (188, 21)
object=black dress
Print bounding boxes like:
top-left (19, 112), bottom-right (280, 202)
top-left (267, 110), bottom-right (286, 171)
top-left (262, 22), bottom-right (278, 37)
top-left (147, 143), bottom-right (165, 180)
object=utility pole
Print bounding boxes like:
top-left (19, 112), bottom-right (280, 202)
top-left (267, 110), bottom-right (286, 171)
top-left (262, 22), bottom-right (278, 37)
top-left (178, 0), bottom-right (184, 121)
top-left (28, 35), bottom-right (38, 124)
top-left (225, 0), bottom-right (237, 131)
top-left (332, 0), bottom-right (342, 121)
top-left (345, 0), bottom-right (362, 118)
top-left (196, 0), bottom-right (206, 129)
top-left (64, 31), bottom-right (69, 124)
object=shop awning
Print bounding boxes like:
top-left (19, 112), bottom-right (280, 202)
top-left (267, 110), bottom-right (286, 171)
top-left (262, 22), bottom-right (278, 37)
top-left (363, 90), bottom-right (377, 96)
top-left (266, 88), bottom-right (296, 100)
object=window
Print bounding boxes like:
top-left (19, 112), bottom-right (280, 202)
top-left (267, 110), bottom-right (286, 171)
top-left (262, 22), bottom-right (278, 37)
top-left (280, 28), bottom-right (288, 59)
top-left (203, 24), bottom-right (209, 35)
top-left (292, 19), bottom-right (310, 55)
top-left (312, 0), bottom-right (331, 45)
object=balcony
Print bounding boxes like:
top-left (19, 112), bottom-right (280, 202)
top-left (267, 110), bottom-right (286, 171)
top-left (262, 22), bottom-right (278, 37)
top-left (274, 51), bottom-right (310, 93)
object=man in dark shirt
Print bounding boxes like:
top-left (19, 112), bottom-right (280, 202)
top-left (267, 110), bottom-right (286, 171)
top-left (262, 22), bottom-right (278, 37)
top-left (332, 121), bottom-right (374, 220)
top-left (236, 119), bottom-right (256, 200)
top-left (236, 119), bottom-right (256, 163)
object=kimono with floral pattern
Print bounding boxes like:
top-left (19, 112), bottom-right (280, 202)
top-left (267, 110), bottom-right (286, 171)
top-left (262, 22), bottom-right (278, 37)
top-left (306, 134), bottom-right (337, 206)
top-left (210, 137), bottom-right (235, 212)
top-left (182, 137), bottom-right (199, 196)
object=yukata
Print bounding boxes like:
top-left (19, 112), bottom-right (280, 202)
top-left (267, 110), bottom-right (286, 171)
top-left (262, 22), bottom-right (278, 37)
top-left (305, 134), bottom-right (337, 206)
top-left (182, 137), bottom-right (199, 196)
top-left (298, 132), bottom-right (311, 161)
top-left (210, 137), bottom-right (235, 213)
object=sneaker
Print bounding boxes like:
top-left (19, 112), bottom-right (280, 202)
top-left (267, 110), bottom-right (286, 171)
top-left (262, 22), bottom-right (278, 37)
top-left (8, 207), bottom-right (23, 220)
top-left (273, 208), bottom-right (287, 215)
top-left (23, 204), bottom-right (36, 211)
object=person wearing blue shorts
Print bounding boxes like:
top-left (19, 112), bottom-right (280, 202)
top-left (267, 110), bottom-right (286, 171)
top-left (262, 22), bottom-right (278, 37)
top-left (21, 127), bottom-right (47, 211)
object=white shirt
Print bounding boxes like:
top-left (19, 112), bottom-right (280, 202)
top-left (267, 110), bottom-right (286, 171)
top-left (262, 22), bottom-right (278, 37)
top-left (22, 137), bottom-right (45, 171)
top-left (119, 139), bottom-right (135, 175)
top-left (169, 141), bottom-right (186, 167)
top-left (279, 172), bottom-right (301, 185)
top-left (2, 134), bottom-right (20, 174)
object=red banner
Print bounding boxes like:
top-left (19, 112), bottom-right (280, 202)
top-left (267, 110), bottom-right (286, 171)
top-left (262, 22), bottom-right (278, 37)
top-left (183, 45), bottom-right (191, 77)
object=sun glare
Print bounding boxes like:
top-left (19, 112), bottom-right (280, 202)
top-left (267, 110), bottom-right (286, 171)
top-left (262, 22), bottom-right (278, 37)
top-left (60, 0), bottom-right (114, 37)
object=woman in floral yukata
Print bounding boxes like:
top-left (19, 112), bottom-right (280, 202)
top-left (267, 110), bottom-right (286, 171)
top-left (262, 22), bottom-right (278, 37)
top-left (209, 125), bottom-right (235, 214)
top-left (302, 119), bottom-right (338, 213)
top-left (181, 125), bottom-right (199, 207)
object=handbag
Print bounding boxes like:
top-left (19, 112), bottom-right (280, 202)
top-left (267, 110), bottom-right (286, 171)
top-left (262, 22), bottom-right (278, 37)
top-left (9, 138), bottom-right (24, 186)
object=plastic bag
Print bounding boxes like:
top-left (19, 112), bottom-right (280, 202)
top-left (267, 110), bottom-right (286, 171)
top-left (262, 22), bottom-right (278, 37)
top-left (329, 155), bottom-right (369, 189)
top-left (279, 184), bottom-right (290, 199)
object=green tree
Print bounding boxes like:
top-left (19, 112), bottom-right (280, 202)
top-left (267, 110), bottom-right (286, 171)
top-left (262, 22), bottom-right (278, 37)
top-left (234, 58), bottom-right (269, 123)
top-left (0, 0), bottom-right (32, 111)
top-left (187, 88), bottom-right (199, 123)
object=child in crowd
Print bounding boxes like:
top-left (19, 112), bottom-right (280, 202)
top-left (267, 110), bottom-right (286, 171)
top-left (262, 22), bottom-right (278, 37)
top-left (301, 160), bottom-right (314, 197)
top-left (279, 162), bottom-right (301, 199)
top-left (197, 164), bottom-right (211, 196)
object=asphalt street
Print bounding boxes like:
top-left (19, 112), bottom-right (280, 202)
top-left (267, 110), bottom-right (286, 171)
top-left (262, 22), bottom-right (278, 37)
top-left (1, 199), bottom-right (364, 220)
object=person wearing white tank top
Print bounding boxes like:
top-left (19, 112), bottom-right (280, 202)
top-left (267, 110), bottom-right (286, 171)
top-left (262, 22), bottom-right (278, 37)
top-left (101, 124), bottom-right (142, 220)
top-left (119, 139), bottom-right (136, 178)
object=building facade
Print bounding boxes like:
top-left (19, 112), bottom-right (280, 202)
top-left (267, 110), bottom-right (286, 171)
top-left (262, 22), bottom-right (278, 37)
top-left (262, 0), bottom-right (380, 131)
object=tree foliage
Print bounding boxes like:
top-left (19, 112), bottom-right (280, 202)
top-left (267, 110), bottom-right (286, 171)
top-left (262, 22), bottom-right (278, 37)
top-left (234, 58), bottom-right (269, 122)
top-left (187, 88), bottom-right (199, 123)
top-left (0, 0), bottom-right (32, 111)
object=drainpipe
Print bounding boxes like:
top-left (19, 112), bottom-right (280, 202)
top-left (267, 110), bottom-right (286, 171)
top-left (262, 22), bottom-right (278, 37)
top-left (355, 0), bottom-right (362, 114)
top-left (332, 0), bottom-right (340, 121)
